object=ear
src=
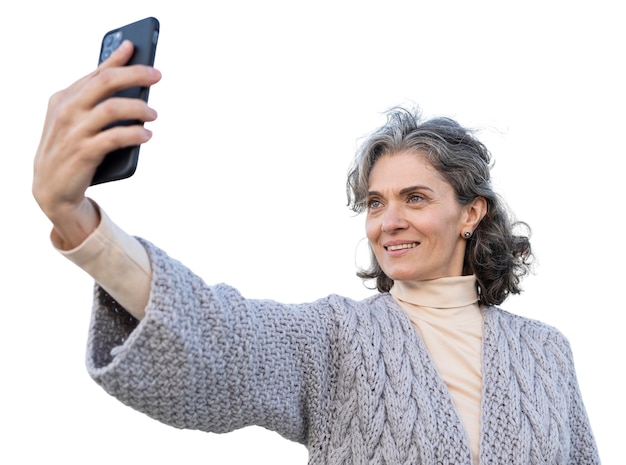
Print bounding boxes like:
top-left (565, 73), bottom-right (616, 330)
top-left (461, 196), bottom-right (487, 234)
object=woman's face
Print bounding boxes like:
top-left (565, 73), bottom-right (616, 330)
top-left (365, 151), bottom-right (481, 283)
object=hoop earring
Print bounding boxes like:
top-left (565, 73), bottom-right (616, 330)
top-left (354, 236), bottom-right (372, 270)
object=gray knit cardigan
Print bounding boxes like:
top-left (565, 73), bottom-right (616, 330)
top-left (87, 240), bottom-right (600, 465)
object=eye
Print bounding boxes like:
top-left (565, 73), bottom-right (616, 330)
top-left (408, 194), bottom-right (424, 204)
top-left (367, 198), bottom-right (382, 210)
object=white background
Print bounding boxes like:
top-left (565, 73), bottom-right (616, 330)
top-left (2, 1), bottom-right (622, 463)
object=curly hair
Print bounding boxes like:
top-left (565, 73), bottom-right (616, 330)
top-left (346, 107), bottom-right (533, 306)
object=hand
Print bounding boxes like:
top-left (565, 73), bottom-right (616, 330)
top-left (33, 40), bottom-right (162, 249)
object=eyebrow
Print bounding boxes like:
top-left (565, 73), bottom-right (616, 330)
top-left (367, 185), bottom-right (435, 197)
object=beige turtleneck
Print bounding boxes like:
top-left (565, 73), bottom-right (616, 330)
top-left (390, 276), bottom-right (482, 465)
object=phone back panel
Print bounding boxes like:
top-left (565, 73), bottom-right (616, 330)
top-left (91, 17), bottom-right (159, 185)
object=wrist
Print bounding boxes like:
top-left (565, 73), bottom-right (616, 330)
top-left (49, 198), bottom-right (101, 250)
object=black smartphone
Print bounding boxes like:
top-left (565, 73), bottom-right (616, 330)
top-left (91, 17), bottom-right (160, 185)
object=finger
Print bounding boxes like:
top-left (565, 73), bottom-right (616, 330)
top-left (88, 124), bottom-right (154, 159)
top-left (56, 40), bottom-right (160, 112)
top-left (80, 64), bottom-right (161, 109)
top-left (54, 40), bottom-right (136, 98)
top-left (35, 98), bottom-right (155, 180)
top-left (86, 97), bottom-right (158, 135)
top-left (94, 40), bottom-right (161, 94)
top-left (99, 39), bottom-right (135, 69)
top-left (37, 125), bottom-right (154, 190)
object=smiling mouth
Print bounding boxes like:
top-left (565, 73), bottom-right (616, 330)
top-left (385, 242), bottom-right (419, 251)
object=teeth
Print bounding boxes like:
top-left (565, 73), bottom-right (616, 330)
top-left (387, 243), bottom-right (418, 251)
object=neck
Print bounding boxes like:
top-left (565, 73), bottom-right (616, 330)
top-left (390, 275), bottom-right (478, 309)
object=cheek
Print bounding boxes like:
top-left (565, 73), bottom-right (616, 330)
top-left (420, 210), bottom-right (460, 236)
top-left (365, 217), bottom-right (380, 243)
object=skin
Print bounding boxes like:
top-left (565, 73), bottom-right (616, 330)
top-left (32, 40), bottom-right (162, 250)
top-left (365, 151), bottom-right (486, 290)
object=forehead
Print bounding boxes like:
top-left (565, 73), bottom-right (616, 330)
top-left (368, 151), bottom-right (446, 189)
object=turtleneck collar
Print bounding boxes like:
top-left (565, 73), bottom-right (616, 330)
top-left (390, 275), bottom-right (479, 309)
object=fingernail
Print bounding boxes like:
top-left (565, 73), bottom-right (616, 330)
top-left (119, 40), bottom-right (132, 52)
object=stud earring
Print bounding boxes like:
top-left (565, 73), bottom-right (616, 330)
top-left (463, 231), bottom-right (472, 239)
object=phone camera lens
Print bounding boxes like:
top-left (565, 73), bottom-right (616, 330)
top-left (100, 31), bottom-right (123, 62)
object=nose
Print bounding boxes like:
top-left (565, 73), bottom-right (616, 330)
top-left (380, 204), bottom-right (409, 233)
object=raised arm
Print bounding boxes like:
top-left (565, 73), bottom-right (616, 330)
top-left (87, 239), bottom-right (338, 445)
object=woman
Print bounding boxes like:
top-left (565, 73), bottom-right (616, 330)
top-left (33, 41), bottom-right (600, 465)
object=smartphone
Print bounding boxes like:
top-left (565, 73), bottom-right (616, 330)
top-left (91, 17), bottom-right (160, 185)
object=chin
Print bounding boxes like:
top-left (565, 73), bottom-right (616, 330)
top-left (384, 269), bottom-right (424, 283)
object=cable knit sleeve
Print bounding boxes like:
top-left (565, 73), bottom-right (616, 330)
top-left (86, 238), bottom-right (337, 445)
